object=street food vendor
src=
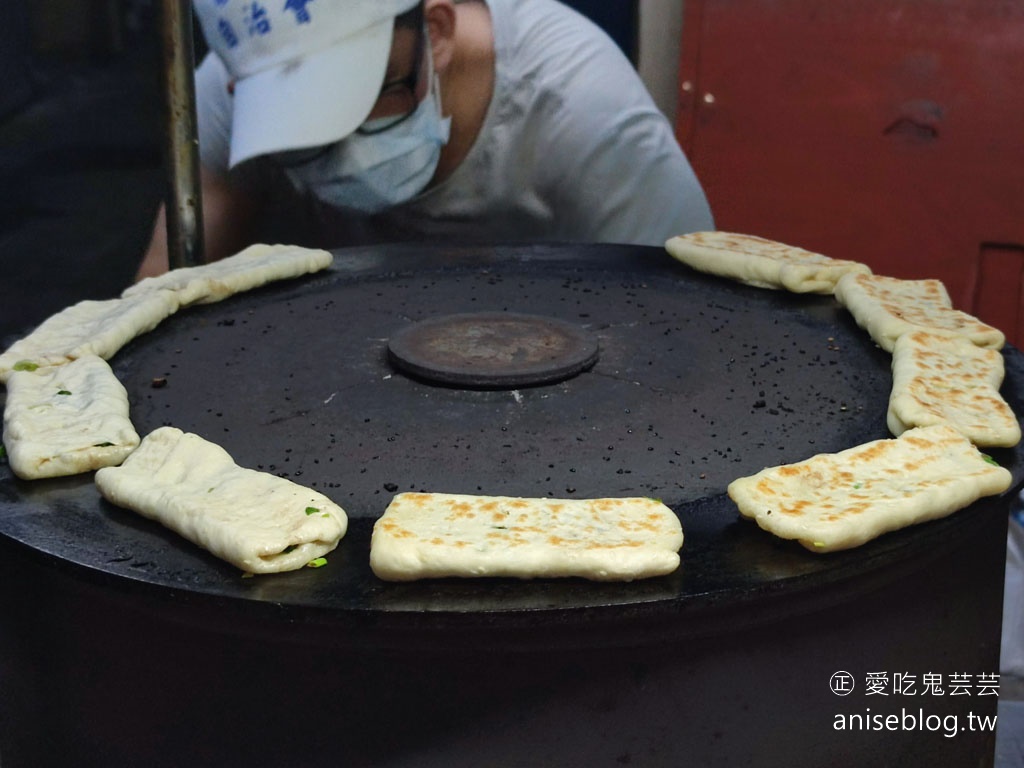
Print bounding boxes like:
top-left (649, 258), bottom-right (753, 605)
top-left (136, 0), bottom-right (714, 279)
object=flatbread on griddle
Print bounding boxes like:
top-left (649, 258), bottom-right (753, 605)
top-left (834, 272), bottom-right (1005, 352)
top-left (370, 492), bottom-right (684, 581)
top-left (664, 231), bottom-right (871, 294)
top-left (3, 355), bottom-right (140, 479)
top-left (0, 244), bottom-right (333, 385)
top-left (0, 290), bottom-right (180, 383)
top-left (95, 427), bottom-right (348, 574)
top-left (727, 424), bottom-right (1012, 553)
top-left (123, 243), bottom-right (333, 307)
top-left (888, 330), bottom-right (1020, 447)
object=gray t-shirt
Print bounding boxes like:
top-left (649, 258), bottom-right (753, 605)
top-left (195, 0), bottom-right (714, 246)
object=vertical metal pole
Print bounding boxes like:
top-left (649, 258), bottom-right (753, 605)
top-left (161, 0), bottom-right (204, 269)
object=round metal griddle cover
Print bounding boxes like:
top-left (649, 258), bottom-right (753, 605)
top-left (387, 311), bottom-right (599, 388)
top-left (1, 243), bottom-right (1022, 631)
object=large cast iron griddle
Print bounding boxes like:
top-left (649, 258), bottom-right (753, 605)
top-left (1, 243), bottom-right (1022, 637)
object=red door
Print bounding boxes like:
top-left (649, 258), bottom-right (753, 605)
top-left (676, 0), bottom-right (1024, 345)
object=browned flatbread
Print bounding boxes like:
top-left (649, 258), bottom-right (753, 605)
top-left (665, 231), bottom-right (871, 293)
top-left (728, 425), bottom-right (1012, 552)
top-left (370, 492), bottom-right (684, 581)
top-left (835, 273), bottom-right (1005, 352)
top-left (888, 330), bottom-right (1020, 447)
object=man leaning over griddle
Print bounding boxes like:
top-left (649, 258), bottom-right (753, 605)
top-left (135, 0), bottom-right (713, 279)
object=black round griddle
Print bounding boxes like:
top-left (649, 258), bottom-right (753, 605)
top-left (1, 242), bottom-right (1022, 635)
top-left (2, 243), bottom-right (1020, 768)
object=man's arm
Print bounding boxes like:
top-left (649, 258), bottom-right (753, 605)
top-left (135, 166), bottom-right (259, 281)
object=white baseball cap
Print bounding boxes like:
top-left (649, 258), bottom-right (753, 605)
top-left (193, 0), bottom-right (421, 167)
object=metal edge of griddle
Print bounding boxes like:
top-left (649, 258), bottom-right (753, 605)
top-left (0, 487), bottom-right (1013, 653)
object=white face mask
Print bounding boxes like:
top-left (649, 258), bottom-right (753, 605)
top-left (283, 68), bottom-right (451, 215)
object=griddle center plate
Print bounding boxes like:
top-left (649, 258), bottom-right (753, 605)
top-left (387, 311), bottom-right (599, 388)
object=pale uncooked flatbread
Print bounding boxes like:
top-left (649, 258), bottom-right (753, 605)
top-left (95, 427), bottom-right (348, 574)
top-left (664, 231), bottom-right (871, 294)
top-left (3, 355), bottom-right (140, 480)
top-left (0, 290), bottom-right (180, 383)
top-left (834, 272), bottom-right (1005, 352)
top-left (0, 244), bottom-right (332, 384)
top-left (728, 424), bottom-right (1012, 553)
top-left (888, 331), bottom-right (1020, 448)
top-left (123, 243), bottom-right (333, 307)
top-left (370, 492), bottom-right (684, 581)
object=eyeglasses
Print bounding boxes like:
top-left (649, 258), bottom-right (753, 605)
top-left (356, 21), bottom-right (427, 135)
top-left (271, 24), bottom-right (427, 167)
